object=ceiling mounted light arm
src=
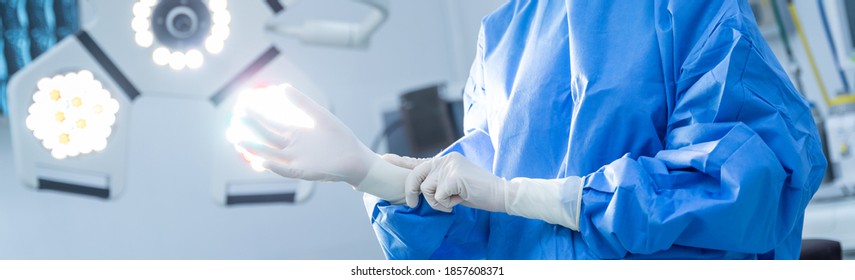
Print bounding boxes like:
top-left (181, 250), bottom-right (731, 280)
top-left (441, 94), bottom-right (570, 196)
top-left (266, 0), bottom-right (388, 48)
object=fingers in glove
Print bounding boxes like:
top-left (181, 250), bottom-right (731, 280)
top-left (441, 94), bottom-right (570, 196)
top-left (244, 108), bottom-right (304, 133)
top-left (238, 115), bottom-right (291, 149)
top-left (382, 154), bottom-right (427, 169)
top-left (237, 141), bottom-right (293, 163)
top-left (405, 160), bottom-right (432, 208)
top-left (421, 171), bottom-right (452, 213)
top-left (281, 85), bottom-right (328, 117)
top-left (435, 179), bottom-right (466, 210)
top-left (262, 161), bottom-right (304, 179)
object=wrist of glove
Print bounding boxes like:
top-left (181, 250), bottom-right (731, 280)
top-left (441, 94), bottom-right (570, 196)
top-left (505, 176), bottom-right (583, 231)
top-left (353, 156), bottom-right (410, 204)
top-left (399, 152), bottom-right (582, 231)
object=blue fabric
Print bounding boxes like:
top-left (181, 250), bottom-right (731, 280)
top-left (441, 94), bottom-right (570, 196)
top-left (27, 0), bottom-right (58, 57)
top-left (365, 0), bottom-right (826, 259)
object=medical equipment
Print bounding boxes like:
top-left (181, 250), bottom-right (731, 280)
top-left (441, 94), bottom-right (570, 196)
top-left (266, 0), bottom-right (388, 48)
top-left (786, 0), bottom-right (855, 258)
top-left (6, 0), bottom-right (383, 204)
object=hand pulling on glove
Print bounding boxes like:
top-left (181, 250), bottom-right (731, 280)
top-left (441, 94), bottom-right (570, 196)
top-left (385, 152), bottom-right (583, 231)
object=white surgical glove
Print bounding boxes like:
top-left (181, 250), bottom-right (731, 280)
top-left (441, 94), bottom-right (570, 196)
top-left (234, 85), bottom-right (409, 204)
top-left (382, 154), bottom-right (430, 207)
top-left (408, 152), bottom-right (584, 231)
top-left (381, 154), bottom-right (429, 169)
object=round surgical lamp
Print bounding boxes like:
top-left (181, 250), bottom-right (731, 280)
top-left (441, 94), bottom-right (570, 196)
top-left (133, 0), bottom-right (230, 70)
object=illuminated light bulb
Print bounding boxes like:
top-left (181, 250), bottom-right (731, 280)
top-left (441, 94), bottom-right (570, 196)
top-left (205, 37), bottom-right (224, 54)
top-left (103, 115), bottom-right (117, 127)
top-left (135, 31), bottom-right (154, 48)
top-left (106, 99), bottom-right (120, 114)
top-left (71, 97), bottom-right (83, 108)
top-left (212, 11), bottom-right (231, 25)
top-left (51, 149), bottom-right (67, 160)
top-left (94, 105), bottom-right (104, 114)
top-left (185, 49), bottom-right (204, 69)
top-left (43, 136), bottom-right (57, 149)
top-left (26, 116), bottom-right (38, 131)
top-left (133, 2), bottom-right (152, 18)
top-left (132, 17), bottom-right (150, 33)
top-left (78, 70), bottom-right (94, 81)
top-left (209, 0), bottom-right (227, 12)
top-left (90, 80), bottom-right (103, 92)
top-left (55, 112), bottom-right (66, 123)
top-left (76, 119), bottom-right (87, 129)
top-left (169, 51), bottom-right (186, 70)
top-left (32, 91), bottom-right (46, 103)
top-left (49, 89), bottom-right (61, 101)
top-left (92, 138), bottom-right (108, 152)
top-left (28, 102), bottom-right (42, 114)
top-left (152, 47), bottom-right (171, 65)
top-left (64, 72), bottom-right (77, 80)
top-left (211, 25), bottom-right (230, 41)
top-left (37, 78), bottom-right (52, 91)
top-left (58, 133), bottom-right (70, 145)
top-left (67, 149), bottom-right (81, 158)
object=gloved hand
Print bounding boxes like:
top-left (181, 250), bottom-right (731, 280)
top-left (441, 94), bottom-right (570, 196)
top-left (381, 154), bottom-right (429, 169)
top-left (381, 154), bottom-right (430, 207)
top-left (406, 152), bottom-right (584, 231)
top-left (233, 85), bottom-right (409, 204)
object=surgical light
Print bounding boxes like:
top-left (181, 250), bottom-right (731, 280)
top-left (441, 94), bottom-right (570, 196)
top-left (24, 70), bottom-right (120, 160)
top-left (133, 0), bottom-right (231, 70)
top-left (225, 84), bottom-right (315, 172)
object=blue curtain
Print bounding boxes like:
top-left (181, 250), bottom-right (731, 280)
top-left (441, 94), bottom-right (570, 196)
top-left (1, 0), bottom-right (78, 116)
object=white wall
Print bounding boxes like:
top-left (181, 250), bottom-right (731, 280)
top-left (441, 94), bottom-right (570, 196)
top-left (0, 0), bottom-right (506, 259)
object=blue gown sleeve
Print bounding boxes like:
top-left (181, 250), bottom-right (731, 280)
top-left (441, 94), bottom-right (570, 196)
top-left (363, 26), bottom-right (494, 260)
top-left (577, 18), bottom-right (827, 259)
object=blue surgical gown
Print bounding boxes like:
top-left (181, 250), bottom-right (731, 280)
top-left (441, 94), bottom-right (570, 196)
top-left (364, 0), bottom-right (826, 259)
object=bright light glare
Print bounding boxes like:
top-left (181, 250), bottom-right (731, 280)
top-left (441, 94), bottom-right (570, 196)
top-left (206, 0), bottom-right (230, 55)
top-left (205, 37), bottom-right (224, 54)
top-left (186, 49), bottom-right (204, 69)
top-left (137, 0), bottom-right (229, 69)
top-left (211, 24), bottom-right (230, 41)
top-left (135, 31), bottom-right (154, 48)
top-left (132, 1), bottom-right (154, 48)
top-left (225, 84), bottom-right (315, 172)
top-left (136, 0), bottom-right (229, 69)
top-left (169, 51), bottom-right (186, 70)
top-left (133, 2), bottom-right (152, 18)
top-left (209, 0), bottom-right (227, 12)
top-left (212, 10), bottom-right (231, 25)
top-left (131, 17), bottom-right (150, 33)
top-left (152, 47), bottom-right (171, 65)
top-left (25, 70), bottom-right (120, 160)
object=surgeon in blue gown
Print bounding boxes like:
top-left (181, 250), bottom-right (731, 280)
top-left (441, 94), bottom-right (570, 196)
top-left (366, 0), bottom-right (827, 259)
